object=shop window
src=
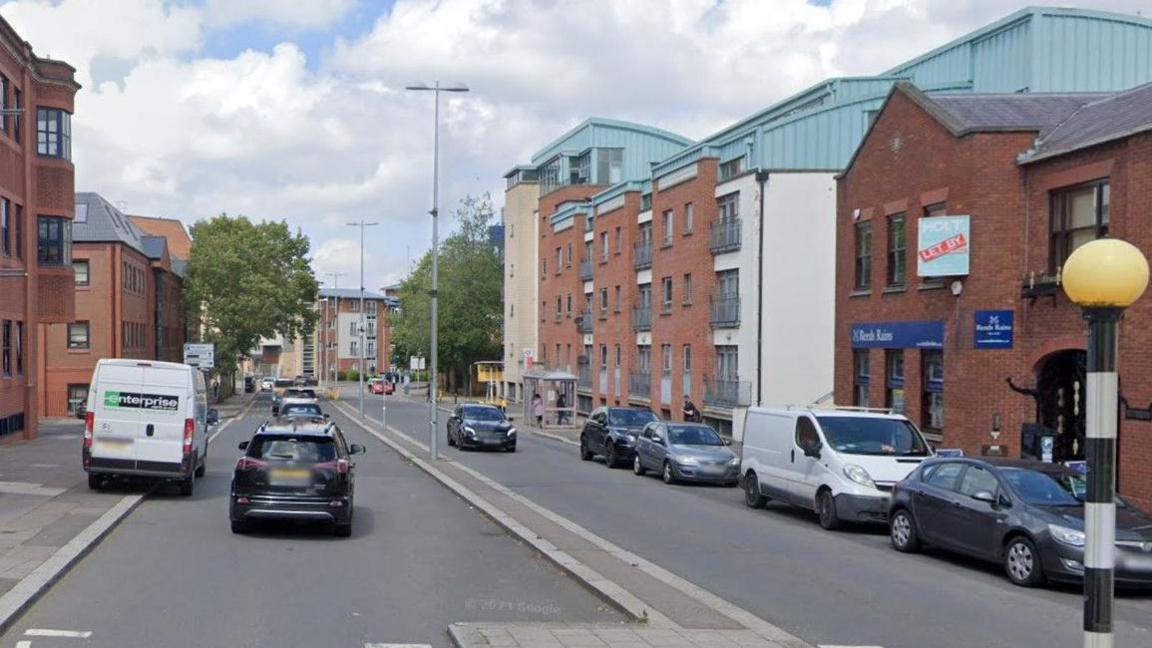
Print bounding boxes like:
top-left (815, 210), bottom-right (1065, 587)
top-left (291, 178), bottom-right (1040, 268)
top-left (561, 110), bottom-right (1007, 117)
top-left (853, 350), bottom-right (870, 407)
top-left (1050, 181), bottom-right (1108, 271)
top-left (885, 350), bottom-right (905, 414)
top-left (922, 350), bottom-right (944, 432)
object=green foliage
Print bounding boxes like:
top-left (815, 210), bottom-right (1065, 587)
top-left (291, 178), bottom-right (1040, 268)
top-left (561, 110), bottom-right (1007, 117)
top-left (346, 369), bottom-right (360, 383)
top-left (184, 214), bottom-right (319, 377)
top-left (392, 193), bottom-right (503, 381)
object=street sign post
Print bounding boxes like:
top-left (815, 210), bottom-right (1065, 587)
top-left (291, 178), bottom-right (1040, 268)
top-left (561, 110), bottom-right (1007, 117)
top-left (183, 343), bottom-right (215, 370)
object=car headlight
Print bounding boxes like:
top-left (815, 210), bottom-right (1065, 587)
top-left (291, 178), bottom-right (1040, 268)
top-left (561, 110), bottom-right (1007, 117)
top-left (843, 464), bottom-right (875, 489)
top-left (625, 434), bottom-right (636, 443)
top-left (728, 456), bottom-right (740, 466)
top-left (464, 426), bottom-right (476, 436)
top-left (677, 456), bottom-right (700, 466)
top-left (506, 427), bottom-right (517, 437)
top-left (1048, 524), bottom-right (1086, 547)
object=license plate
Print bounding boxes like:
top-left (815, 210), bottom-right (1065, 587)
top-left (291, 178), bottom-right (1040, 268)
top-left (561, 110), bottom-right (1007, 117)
top-left (271, 468), bottom-right (310, 480)
top-left (93, 438), bottom-right (133, 452)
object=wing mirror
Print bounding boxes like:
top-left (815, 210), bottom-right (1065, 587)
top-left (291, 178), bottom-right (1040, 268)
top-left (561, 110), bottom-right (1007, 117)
top-left (651, 434), bottom-right (664, 444)
top-left (349, 444), bottom-right (366, 455)
top-left (207, 409), bottom-right (219, 425)
top-left (971, 490), bottom-right (996, 504)
top-left (323, 413), bottom-right (330, 419)
top-left (237, 440), bottom-right (249, 450)
top-left (723, 438), bottom-right (732, 446)
top-left (802, 441), bottom-right (822, 458)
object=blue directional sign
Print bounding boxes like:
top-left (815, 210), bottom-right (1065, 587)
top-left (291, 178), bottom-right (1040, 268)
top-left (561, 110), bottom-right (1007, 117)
top-left (974, 310), bottom-right (1014, 349)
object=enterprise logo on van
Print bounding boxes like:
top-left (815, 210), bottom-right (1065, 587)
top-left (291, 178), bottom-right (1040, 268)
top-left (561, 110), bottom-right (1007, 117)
top-left (103, 391), bottom-right (179, 411)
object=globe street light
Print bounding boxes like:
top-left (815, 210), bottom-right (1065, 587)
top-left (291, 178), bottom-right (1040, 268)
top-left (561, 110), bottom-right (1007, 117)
top-left (1061, 237), bottom-right (1149, 648)
top-left (406, 81), bottom-right (469, 461)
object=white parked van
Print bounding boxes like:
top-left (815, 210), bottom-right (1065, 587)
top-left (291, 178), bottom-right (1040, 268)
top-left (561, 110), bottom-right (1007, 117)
top-left (739, 407), bottom-right (933, 529)
top-left (83, 359), bottom-right (212, 495)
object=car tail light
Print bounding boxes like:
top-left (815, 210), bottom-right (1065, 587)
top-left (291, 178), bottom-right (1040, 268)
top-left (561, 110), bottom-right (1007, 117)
top-left (235, 457), bottom-right (267, 471)
top-left (83, 412), bottom-right (94, 449)
top-left (182, 418), bottom-right (195, 456)
top-left (317, 459), bottom-right (350, 474)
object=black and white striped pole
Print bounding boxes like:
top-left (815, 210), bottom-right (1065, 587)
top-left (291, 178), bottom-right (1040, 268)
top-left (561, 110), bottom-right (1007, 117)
top-left (1062, 238), bottom-right (1149, 648)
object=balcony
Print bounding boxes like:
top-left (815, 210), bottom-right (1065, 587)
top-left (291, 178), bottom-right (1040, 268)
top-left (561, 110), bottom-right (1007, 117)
top-left (554, 311), bottom-right (563, 323)
top-left (633, 242), bottom-right (652, 270)
top-left (578, 310), bottom-right (594, 333)
top-left (632, 306), bottom-right (652, 331)
top-left (709, 218), bottom-right (741, 254)
top-left (703, 376), bottom-right (752, 408)
top-left (578, 365), bottom-right (593, 390)
top-left (579, 258), bottom-right (593, 281)
top-left (709, 294), bottom-right (740, 328)
top-left (629, 371), bottom-right (651, 399)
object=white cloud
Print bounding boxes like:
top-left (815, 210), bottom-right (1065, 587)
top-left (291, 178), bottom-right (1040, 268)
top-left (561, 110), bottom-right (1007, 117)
top-left (204, 0), bottom-right (357, 29)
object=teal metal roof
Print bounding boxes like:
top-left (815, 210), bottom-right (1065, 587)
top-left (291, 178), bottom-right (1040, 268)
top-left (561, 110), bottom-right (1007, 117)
top-left (549, 200), bottom-right (591, 226)
top-left (590, 181), bottom-right (646, 207)
top-left (530, 118), bottom-right (692, 165)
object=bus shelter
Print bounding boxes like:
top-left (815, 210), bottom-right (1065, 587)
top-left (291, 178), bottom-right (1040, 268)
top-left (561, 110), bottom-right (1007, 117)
top-left (522, 369), bottom-right (577, 428)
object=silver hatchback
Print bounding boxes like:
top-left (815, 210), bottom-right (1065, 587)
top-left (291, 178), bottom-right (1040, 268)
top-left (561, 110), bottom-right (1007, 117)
top-left (633, 422), bottom-right (739, 485)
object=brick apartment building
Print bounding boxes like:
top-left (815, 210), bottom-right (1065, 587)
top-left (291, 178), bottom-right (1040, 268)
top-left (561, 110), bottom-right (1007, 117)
top-left (0, 17), bottom-right (79, 441)
top-left (41, 193), bottom-right (187, 416)
top-left (315, 287), bottom-right (394, 381)
top-left (503, 6), bottom-right (1152, 437)
top-left (834, 81), bottom-right (1152, 508)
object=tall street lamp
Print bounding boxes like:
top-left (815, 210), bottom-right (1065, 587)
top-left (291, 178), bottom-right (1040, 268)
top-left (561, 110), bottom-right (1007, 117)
top-left (406, 80), bottom-right (469, 460)
top-left (1061, 237), bottom-right (1149, 648)
top-left (347, 221), bottom-right (379, 417)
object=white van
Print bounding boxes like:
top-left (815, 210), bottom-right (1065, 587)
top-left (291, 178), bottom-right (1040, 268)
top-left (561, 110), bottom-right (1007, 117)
top-left (83, 359), bottom-right (212, 495)
top-left (739, 407), bottom-right (933, 529)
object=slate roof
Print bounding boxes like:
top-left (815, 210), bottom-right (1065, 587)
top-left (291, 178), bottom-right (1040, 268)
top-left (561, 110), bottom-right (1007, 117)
top-left (130, 215), bottom-right (192, 259)
top-left (74, 192), bottom-right (146, 254)
top-left (929, 92), bottom-right (1106, 137)
top-left (171, 259), bottom-right (188, 277)
top-left (318, 287), bottom-right (386, 300)
top-left (140, 235), bottom-right (168, 261)
top-left (1020, 82), bottom-right (1152, 163)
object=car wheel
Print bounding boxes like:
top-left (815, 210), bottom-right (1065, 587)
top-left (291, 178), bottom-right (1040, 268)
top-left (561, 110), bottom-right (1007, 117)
top-left (633, 455), bottom-right (646, 476)
top-left (816, 489), bottom-right (841, 530)
top-left (743, 471), bottom-right (766, 508)
top-left (230, 520), bottom-right (248, 535)
top-left (87, 474), bottom-right (103, 491)
top-left (178, 474), bottom-right (194, 497)
top-left (334, 522), bottom-right (353, 538)
top-left (580, 436), bottom-right (593, 461)
top-left (194, 451), bottom-right (206, 478)
top-left (605, 443), bottom-right (619, 468)
top-left (1005, 536), bottom-right (1045, 587)
top-left (662, 461), bottom-right (676, 485)
top-left (505, 444), bottom-right (516, 453)
top-left (890, 509), bottom-right (920, 553)
top-left (447, 429), bottom-right (456, 447)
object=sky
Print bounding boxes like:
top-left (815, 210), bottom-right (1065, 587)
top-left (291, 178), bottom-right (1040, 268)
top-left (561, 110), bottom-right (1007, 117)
top-left (3, 0), bottom-right (1150, 293)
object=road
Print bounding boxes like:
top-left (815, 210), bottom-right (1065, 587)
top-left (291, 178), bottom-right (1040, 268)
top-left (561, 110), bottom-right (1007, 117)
top-left (365, 390), bottom-right (1152, 648)
top-left (0, 393), bottom-right (621, 648)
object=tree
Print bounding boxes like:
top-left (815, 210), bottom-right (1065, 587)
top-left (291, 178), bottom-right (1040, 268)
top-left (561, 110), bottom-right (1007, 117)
top-left (184, 215), bottom-right (319, 386)
top-left (392, 193), bottom-right (503, 392)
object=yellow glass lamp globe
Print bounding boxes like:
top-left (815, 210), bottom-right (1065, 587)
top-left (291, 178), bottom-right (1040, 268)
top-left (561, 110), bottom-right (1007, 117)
top-left (1062, 238), bottom-right (1150, 307)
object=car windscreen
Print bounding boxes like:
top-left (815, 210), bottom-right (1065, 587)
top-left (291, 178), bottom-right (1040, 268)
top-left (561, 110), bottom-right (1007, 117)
top-left (1000, 468), bottom-right (1083, 506)
top-left (280, 404), bottom-right (322, 417)
top-left (247, 436), bottom-right (336, 462)
top-left (815, 416), bottom-right (930, 456)
top-left (275, 379), bottom-right (294, 387)
top-left (609, 409), bottom-right (658, 427)
top-left (462, 407), bottom-right (504, 421)
top-left (667, 425), bottom-right (724, 446)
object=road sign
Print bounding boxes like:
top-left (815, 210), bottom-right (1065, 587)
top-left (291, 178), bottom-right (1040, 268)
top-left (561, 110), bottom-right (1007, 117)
top-left (184, 343), bottom-right (215, 369)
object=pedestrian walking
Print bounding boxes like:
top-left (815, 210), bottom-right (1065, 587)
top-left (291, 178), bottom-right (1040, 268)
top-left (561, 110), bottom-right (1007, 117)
top-left (556, 392), bottom-right (568, 425)
top-left (532, 393), bottom-right (544, 427)
top-left (682, 394), bottom-right (701, 423)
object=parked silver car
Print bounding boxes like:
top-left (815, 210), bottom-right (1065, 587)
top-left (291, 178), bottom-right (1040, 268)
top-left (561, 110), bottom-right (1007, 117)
top-left (633, 422), bottom-right (739, 485)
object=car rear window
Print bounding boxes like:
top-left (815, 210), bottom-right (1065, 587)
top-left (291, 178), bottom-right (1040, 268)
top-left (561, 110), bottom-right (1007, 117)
top-left (280, 404), bottom-right (321, 417)
top-left (248, 436), bottom-right (336, 462)
top-left (609, 409), bottom-right (658, 427)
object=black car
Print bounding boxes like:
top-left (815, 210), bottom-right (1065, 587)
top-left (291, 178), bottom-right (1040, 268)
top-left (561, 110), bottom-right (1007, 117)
top-left (580, 406), bottom-right (659, 468)
top-left (278, 400), bottom-right (325, 419)
top-left (889, 457), bottom-right (1152, 587)
top-left (272, 387), bottom-right (318, 415)
top-left (447, 403), bottom-right (516, 452)
top-left (230, 416), bottom-right (365, 537)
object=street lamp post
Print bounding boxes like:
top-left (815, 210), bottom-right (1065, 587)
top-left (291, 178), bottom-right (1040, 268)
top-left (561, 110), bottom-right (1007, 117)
top-left (1062, 238), bottom-right (1149, 648)
top-left (407, 80), bottom-right (469, 460)
top-left (347, 221), bottom-right (379, 418)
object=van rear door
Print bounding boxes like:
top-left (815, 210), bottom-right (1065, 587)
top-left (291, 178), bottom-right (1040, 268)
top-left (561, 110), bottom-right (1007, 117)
top-left (132, 365), bottom-right (189, 473)
top-left (90, 363), bottom-right (146, 470)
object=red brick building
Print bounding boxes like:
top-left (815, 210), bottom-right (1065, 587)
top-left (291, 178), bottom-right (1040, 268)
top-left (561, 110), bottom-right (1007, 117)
top-left (315, 288), bottom-right (393, 380)
top-left (835, 81), bottom-right (1152, 507)
top-left (0, 17), bottom-right (79, 440)
top-left (41, 193), bottom-right (187, 416)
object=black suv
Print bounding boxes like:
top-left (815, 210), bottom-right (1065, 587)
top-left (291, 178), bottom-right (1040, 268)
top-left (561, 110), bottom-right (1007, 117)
top-left (580, 406), bottom-right (659, 468)
top-left (230, 416), bottom-right (365, 537)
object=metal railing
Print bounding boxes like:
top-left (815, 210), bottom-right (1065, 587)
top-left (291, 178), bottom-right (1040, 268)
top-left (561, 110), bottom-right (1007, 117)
top-left (709, 294), bottom-right (740, 328)
top-left (632, 306), bottom-right (652, 331)
top-left (709, 218), bottom-right (741, 254)
top-left (578, 366), bottom-right (593, 389)
top-left (629, 371), bottom-right (652, 398)
top-left (579, 259), bottom-right (593, 280)
top-left (703, 376), bottom-right (752, 407)
top-left (578, 310), bottom-right (594, 333)
top-left (633, 242), bottom-right (652, 270)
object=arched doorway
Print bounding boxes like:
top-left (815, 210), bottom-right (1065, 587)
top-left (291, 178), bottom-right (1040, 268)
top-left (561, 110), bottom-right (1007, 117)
top-left (1035, 349), bottom-right (1087, 462)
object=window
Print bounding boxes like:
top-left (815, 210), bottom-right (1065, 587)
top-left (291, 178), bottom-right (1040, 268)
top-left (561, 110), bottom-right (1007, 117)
top-left (1, 320), bottom-right (9, 375)
top-left (682, 273), bottom-right (693, 304)
top-left (555, 296), bottom-right (562, 318)
top-left (661, 210), bottom-right (674, 245)
top-left (73, 259), bottom-right (89, 286)
top-left (542, 259), bottom-right (547, 276)
top-left (887, 213), bottom-right (906, 287)
top-left (539, 156), bottom-right (562, 194)
top-left (682, 345), bottom-right (691, 372)
top-left (922, 350), bottom-right (944, 432)
top-left (795, 417), bottom-right (819, 450)
top-left (566, 242), bottom-right (573, 267)
top-left (600, 288), bottom-right (608, 313)
top-left (923, 202), bottom-right (947, 217)
top-left (0, 75), bottom-right (7, 135)
top-left (600, 232), bottom-right (609, 261)
top-left (13, 88), bottom-right (21, 142)
top-left (571, 152), bottom-right (591, 185)
top-left (600, 344), bottom-right (608, 366)
top-left (853, 350), bottom-right (870, 407)
top-left (717, 193), bottom-right (739, 221)
top-left (717, 269), bottom-right (738, 296)
top-left (614, 345), bottom-right (621, 367)
top-left (683, 202), bottom-right (694, 234)
top-left (854, 221), bottom-right (872, 290)
top-left (958, 466), bottom-right (999, 498)
top-left (13, 204), bottom-right (21, 259)
top-left (719, 157), bottom-right (744, 181)
top-left (67, 384), bottom-right (88, 414)
top-left (349, 321), bottom-right (357, 336)
top-left (15, 321), bottom-right (22, 374)
top-left (0, 199), bottom-right (7, 256)
top-left (555, 247), bottom-right (562, 272)
top-left (640, 193), bottom-right (651, 212)
top-left (350, 340), bottom-right (359, 356)
top-left (924, 462), bottom-right (964, 490)
top-left (614, 226), bottom-right (621, 253)
top-left (637, 346), bottom-right (651, 372)
top-left (614, 285), bottom-right (621, 312)
top-left (1050, 181), bottom-right (1109, 271)
top-left (885, 350), bottom-right (905, 414)
top-left (661, 344), bottom-right (672, 374)
top-left (661, 276), bottom-right (673, 311)
top-left (566, 293), bottom-right (572, 315)
top-left (366, 341), bottom-right (376, 357)
top-left (716, 345), bottom-right (738, 379)
top-left (596, 148), bottom-right (623, 184)
top-left (74, 202), bottom-right (88, 223)
top-left (37, 108), bottom-right (71, 159)
top-left (68, 321), bottom-right (89, 349)
top-left (37, 216), bottom-right (71, 265)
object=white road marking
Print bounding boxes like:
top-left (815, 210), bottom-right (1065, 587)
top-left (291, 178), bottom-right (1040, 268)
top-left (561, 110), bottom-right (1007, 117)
top-left (25, 628), bottom-right (94, 637)
top-left (30, 464), bottom-right (60, 468)
top-left (15, 640), bottom-right (30, 648)
top-left (208, 398), bottom-right (258, 445)
top-left (819, 645), bottom-right (886, 648)
top-left (0, 481), bottom-right (67, 497)
top-left (365, 644), bottom-right (431, 648)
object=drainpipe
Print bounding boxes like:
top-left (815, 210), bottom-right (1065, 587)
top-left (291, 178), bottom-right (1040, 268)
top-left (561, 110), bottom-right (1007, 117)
top-left (755, 169), bottom-right (770, 407)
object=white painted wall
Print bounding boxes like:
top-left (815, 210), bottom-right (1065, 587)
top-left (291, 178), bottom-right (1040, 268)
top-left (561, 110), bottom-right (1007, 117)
top-left (713, 174), bottom-right (760, 387)
top-left (758, 172), bottom-right (837, 408)
top-left (501, 183), bottom-right (541, 402)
